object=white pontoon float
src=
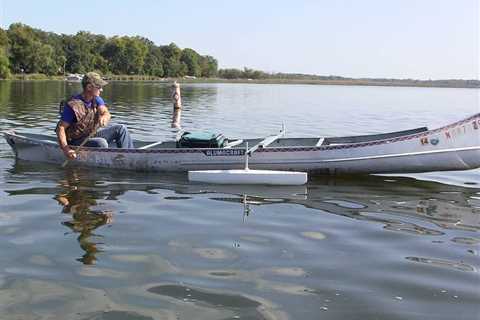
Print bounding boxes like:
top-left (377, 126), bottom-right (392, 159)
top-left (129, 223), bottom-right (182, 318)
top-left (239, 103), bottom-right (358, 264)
top-left (188, 142), bottom-right (308, 185)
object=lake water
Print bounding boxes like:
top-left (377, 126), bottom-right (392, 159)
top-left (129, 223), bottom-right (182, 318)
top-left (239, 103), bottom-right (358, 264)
top-left (0, 81), bottom-right (479, 320)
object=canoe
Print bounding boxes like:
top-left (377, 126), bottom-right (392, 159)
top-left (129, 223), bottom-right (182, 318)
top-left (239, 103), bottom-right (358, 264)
top-left (3, 113), bottom-right (480, 174)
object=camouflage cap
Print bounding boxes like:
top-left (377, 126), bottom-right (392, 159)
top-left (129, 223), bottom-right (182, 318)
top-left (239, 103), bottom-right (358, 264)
top-left (82, 72), bottom-right (108, 88)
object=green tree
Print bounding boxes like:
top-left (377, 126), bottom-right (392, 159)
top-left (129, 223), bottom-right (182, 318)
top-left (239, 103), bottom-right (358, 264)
top-left (64, 31), bottom-right (98, 73)
top-left (0, 28), bottom-right (9, 47)
top-left (4, 23), bottom-right (219, 78)
top-left (180, 48), bottom-right (201, 77)
top-left (0, 49), bottom-right (10, 78)
top-left (92, 34), bottom-right (109, 73)
top-left (199, 55), bottom-right (218, 77)
top-left (57, 55), bottom-right (67, 75)
top-left (0, 27), bottom-right (10, 78)
top-left (103, 36), bottom-right (127, 74)
top-left (92, 54), bottom-right (109, 74)
top-left (218, 68), bottom-right (242, 79)
top-left (34, 43), bottom-right (57, 75)
top-left (41, 30), bottom-right (65, 73)
top-left (144, 45), bottom-right (164, 77)
top-left (7, 24), bottom-right (59, 75)
top-left (102, 36), bottom-right (148, 74)
top-left (124, 37), bottom-right (148, 74)
top-left (161, 43), bottom-right (182, 77)
top-left (7, 23), bottom-right (37, 73)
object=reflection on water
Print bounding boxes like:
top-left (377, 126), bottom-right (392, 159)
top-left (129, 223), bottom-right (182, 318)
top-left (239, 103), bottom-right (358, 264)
top-left (5, 160), bottom-right (480, 255)
top-left (405, 256), bottom-right (476, 272)
top-left (147, 284), bottom-right (268, 319)
top-left (55, 170), bottom-right (115, 265)
top-left (80, 310), bottom-right (155, 320)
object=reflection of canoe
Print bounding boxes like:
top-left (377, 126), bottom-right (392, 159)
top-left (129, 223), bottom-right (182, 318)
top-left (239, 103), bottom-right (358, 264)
top-left (4, 113), bottom-right (480, 174)
top-left (5, 161), bottom-right (479, 231)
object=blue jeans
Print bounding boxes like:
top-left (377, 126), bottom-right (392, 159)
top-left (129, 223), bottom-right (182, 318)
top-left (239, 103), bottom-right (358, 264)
top-left (70, 124), bottom-right (134, 149)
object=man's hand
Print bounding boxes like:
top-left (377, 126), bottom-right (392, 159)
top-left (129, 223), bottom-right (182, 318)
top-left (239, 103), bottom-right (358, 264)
top-left (62, 146), bottom-right (77, 159)
top-left (97, 105), bottom-right (111, 127)
top-left (98, 114), bottom-right (109, 127)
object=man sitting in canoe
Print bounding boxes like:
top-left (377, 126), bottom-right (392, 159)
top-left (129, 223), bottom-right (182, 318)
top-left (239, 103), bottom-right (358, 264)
top-left (56, 72), bottom-right (134, 159)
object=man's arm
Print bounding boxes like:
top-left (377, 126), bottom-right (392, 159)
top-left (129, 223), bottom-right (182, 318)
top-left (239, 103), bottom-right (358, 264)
top-left (56, 121), bottom-right (77, 159)
top-left (97, 105), bottom-right (111, 127)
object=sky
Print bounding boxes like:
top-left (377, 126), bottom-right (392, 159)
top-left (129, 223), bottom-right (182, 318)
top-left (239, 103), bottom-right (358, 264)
top-left (0, 0), bottom-right (478, 80)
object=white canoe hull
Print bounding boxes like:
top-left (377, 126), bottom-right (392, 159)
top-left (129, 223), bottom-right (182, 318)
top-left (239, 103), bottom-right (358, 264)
top-left (4, 114), bottom-right (480, 174)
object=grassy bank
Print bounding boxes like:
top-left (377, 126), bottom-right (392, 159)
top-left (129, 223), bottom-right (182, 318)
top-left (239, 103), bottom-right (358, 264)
top-left (9, 73), bottom-right (65, 80)
top-left (4, 74), bottom-right (479, 89)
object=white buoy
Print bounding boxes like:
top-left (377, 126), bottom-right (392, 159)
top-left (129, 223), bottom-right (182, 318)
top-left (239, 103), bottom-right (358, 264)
top-left (188, 142), bottom-right (307, 185)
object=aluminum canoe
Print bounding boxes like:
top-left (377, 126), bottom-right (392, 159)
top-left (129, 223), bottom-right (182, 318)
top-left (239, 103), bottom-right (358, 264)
top-left (4, 113), bottom-right (480, 174)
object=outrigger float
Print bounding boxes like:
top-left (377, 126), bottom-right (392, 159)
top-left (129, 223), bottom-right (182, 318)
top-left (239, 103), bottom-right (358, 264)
top-left (3, 113), bottom-right (480, 175)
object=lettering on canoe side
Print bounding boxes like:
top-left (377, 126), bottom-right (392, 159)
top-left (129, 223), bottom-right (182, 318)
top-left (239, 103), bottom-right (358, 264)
top-left (445, 124), bottom-right (470, 140)
top-left (202, 149), bottom-right (246, 156)
top-left (112, 154), bottom-right (127, 167)
top-left (420, 137), bottom-right (429, 145)
top-left (420, 136), bottom-right (440, 146)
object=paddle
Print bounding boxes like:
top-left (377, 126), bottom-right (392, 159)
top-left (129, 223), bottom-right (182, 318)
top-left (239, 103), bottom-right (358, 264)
top-left (61, 125), bottom-right (99, 167)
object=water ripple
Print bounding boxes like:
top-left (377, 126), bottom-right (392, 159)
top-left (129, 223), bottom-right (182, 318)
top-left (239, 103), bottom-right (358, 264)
top-left (405, 256), bottom-right (476, 272)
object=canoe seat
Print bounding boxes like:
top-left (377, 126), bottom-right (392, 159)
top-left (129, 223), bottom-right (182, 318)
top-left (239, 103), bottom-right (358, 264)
top-left (315, 138), bottom-right (325, 146)
top-left (224, 140), bottom-right (244, 148)
top-left (41, 139), bottom-right (57, 145)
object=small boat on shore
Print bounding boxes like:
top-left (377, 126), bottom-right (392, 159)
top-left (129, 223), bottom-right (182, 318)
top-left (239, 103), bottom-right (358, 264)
top-left (4, 113), bottom-right (480, 174)
top-left (65, 73), bottom-right (83, 82)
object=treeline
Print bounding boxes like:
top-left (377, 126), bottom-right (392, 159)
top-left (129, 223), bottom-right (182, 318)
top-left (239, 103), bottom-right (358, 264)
top-left (218, 68), bottom-right (270, 80)
top-left (218, 68), bottom-right (350, 80)
top-left (0, 23), bottom-right (218, 79)
top-left (218, 68), bottom-right (480, 88)
top-left (0, 23), bottom-right (477, 89)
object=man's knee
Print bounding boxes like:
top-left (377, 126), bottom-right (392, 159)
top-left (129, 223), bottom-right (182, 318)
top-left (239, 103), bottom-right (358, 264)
top-left (118, 124), bottom-right (128, 133)
top-left (86, 138), bottom-right (108, 148)
top-left (111, 124), bottom-right (128, 134)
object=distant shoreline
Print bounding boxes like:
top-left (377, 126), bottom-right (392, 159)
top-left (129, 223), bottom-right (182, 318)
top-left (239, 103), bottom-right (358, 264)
top-left (5, 73), bottom-right (479, 89)
top-left (180, 78), bottom-right (480, 89)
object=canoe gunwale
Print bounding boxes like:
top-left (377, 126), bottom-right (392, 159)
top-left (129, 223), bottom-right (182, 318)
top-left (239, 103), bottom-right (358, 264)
top-left (4, 112), bottom-right (479, 154)
top-left (178, 146), bottom-right (480, 167)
